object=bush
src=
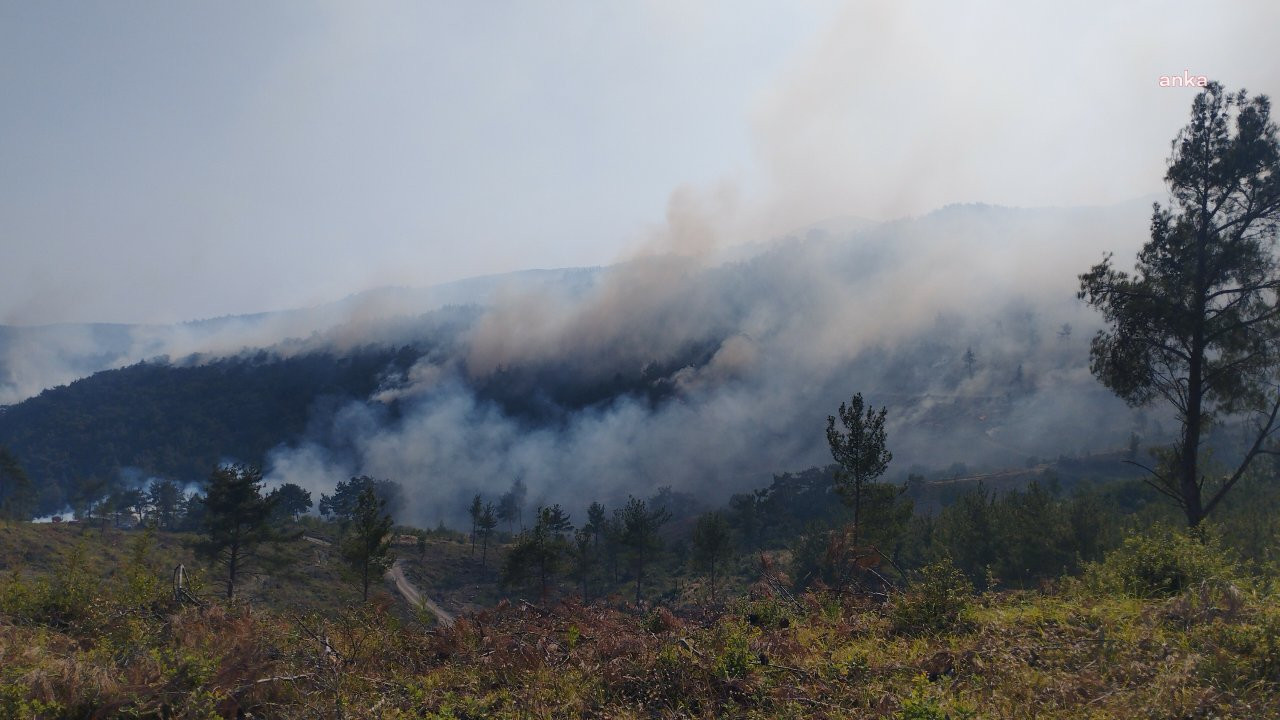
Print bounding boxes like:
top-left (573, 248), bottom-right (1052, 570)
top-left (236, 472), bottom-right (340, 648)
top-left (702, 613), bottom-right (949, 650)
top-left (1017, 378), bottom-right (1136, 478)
top-left (713, 621), bottom-right (755, 680)
top-left (0, 541), bottom-right (97, 629)
top-left (896, 673), bottom-right (976, 720)
top-left (890, 558), bottom-right (972, 635)
top-left (1081, 525), bottom-right (1235, 598)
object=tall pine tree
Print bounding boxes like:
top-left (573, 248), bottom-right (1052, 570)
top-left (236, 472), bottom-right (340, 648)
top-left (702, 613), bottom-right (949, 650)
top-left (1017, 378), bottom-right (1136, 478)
top-left (197, 465), bottom-right (281, 600)
top-left (1079, 82), bottom-right (1280, 526)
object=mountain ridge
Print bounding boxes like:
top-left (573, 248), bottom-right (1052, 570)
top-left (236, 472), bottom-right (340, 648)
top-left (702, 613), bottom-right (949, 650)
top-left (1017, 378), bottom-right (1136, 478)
top-left (1, 200), bottom-right (1161, 522)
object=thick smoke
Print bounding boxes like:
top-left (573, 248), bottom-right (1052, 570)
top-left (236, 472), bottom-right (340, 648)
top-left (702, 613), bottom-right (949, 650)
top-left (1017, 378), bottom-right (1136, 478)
top-left (261, 199), bottom-right (1161, 526)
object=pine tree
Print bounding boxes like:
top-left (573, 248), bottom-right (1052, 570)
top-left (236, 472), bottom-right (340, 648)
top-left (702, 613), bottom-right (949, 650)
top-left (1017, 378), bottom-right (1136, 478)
top-left (503, 505), bottom-right (570, 599)
top-left (571, 528), bottom-right (594, 603)
top-left (146, 479), bottom-right (182, 530)
top-left (618, 497), bottom-right (671, 606)
top-left (585, 501), bottom-right (607, 549)
top-left (341, 486), bottom-right (395, 602)
top-left (497, 477), bottom-right (527, 534)
top-left (468, 493), bottom-right (484, 555)
top-left (826, 393), bottom-right (893, 543)
top-left (477, 502), bottom-right (498, 568)
top-left (320, 476), bottom-right (402, 522)
top-left (691, 511), bottom-right (734, 603)
top-left (267, 483), bottom-right (313, 523)
top-left (197, 465), bottom-right (281, 600)
top-left (1079, 82), bottom-right (1280, 526)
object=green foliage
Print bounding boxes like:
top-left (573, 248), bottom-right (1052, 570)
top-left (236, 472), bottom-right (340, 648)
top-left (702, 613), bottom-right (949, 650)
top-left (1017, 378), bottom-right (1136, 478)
top-left (789, 522), bottom-right (838, 592)
top-left (0, 447), bottom-right (34, 521)
top-left (1078, 82), bottom-right (1280, 527)
top-left (118, 526), bottom-right (165, 608)
top-left (340, 486), bottom-right (395, 601)
top-left (826, 392), bottom-right (892, 541)
top-left (503, 504), bottom-right (572, 598)
top-left (0, 684), bottom-right (63, 719)
top-left (1081, 525), bottom-right (1237, 598)
top-left (320, 475), bottom-right (403, 522)
top-left (0, 539), bottom-right (96, 628)
top-left (496, 477), bottom-right (527, 533)
top-left (538, 503), bottom-right (572, 535)
top-left (197, 464), bottom-right (283, 599)
top-left (1210, 461), bottom-right (1280, 574)
top-left (742, 595), bottom-right (792, 630)
top-left (2, 520), bottom-right (1280, 717)
top-left (932, 485), bottom-right (998, 582)
top-left (789, 485), bottom-right (913, 593)
top-left (268, 482), bottom-right (313, 522)
top-left (855, 482), bottom-right (914, 550)
top-left (890, 557), bottom-right (973, 635)
top-left (993, 480), bottom-right (1076, 582)
top-left (1196, 607), bottom-right (1280, 691)
top-left (691, 511), bottom-right (733, 602)
top-left (467, 493), bottom-right (483, 551)
top-left (146, 478), bottom-right (183, 530)
top-left (728, 465), bottom-right (887, 552)
top-left (569, 528), bottom-right (594, 601)
top-left (932, 481), bottom-right (1112, 588)
top-left (584, 501), bottom-right (606, 543)
top-left (476, 501), bottom-right (498, 568)
top-left (713, 620), bottom-right (755, 680)
top-left (897, 674), bottom-right (976, 720)
top-left (618, 496), bottom-right (671, 605)
top-left (0, 348), bottom-right (417, 516)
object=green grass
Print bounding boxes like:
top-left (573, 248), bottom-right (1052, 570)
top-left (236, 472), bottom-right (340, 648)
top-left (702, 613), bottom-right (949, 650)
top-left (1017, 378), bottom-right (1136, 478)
top-left (0, 520), bottom-right (394, 615)
top-left (398, 536), bottom-right (507, 613)
top-left (2, 521), bottom-right (1278, 718)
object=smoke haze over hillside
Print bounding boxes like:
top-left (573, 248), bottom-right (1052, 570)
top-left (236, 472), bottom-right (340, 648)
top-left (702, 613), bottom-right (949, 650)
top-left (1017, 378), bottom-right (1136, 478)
top-left (255, 201), bottom-right (1163, 525)
top-left (3, 2), bottom-right (1273, 523)
top-left (2, 2), bottom-right (1276, 325)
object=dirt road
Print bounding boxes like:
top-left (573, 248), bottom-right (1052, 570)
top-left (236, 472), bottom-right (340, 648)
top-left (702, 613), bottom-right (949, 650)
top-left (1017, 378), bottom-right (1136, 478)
top-left (388, 558), bottom-right (455, 627)
top-left (303, 535), bottom-right (454, 627)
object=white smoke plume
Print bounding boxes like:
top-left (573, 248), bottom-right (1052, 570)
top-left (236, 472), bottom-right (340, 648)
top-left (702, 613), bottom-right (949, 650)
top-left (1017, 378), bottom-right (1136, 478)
top-left (262, 199), bottom-right (1162, 526)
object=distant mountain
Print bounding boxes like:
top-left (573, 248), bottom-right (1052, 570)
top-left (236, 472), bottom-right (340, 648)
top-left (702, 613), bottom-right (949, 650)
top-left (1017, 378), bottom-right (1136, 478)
top-left (0, 201), bottom-right (1164, 523)
top-left (0, 267), bottom-right (601, 406)
top-left (0, 348), bottom-right (410, 513)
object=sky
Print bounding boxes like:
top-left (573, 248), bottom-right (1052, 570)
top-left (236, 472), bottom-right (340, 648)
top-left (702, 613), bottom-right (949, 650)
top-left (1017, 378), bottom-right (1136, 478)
top-left (1, 1), bottom-right (1277, 325)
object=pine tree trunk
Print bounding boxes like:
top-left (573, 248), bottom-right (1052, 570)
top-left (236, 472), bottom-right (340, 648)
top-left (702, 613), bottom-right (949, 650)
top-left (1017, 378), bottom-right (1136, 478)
top-left (1182, 203), bottom-right (1210, 528)
top-left (362, 554), bottom-right (370, 601)
top-left (852, 480), bottom-right (862, 544)
top-left (635, 553), bottom-right (644, 606)
top-left (227, 545), bottom-right (238, 599)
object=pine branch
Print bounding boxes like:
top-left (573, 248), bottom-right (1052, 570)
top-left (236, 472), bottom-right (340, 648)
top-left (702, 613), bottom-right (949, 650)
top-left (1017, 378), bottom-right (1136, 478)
top-left (1203, 392), bottom-right (1280, 517)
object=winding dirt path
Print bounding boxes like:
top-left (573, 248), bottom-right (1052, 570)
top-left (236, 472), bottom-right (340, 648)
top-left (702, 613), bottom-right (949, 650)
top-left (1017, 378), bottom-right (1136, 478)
top-left (388, 558), bottom-right (455, 627)
top-left (302, 535), bottom-right (454, 627)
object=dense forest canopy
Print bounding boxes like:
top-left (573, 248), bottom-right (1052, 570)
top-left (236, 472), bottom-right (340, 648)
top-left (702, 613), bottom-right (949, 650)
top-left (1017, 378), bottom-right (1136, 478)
top-left (0, 349), bottom-right (415, 515)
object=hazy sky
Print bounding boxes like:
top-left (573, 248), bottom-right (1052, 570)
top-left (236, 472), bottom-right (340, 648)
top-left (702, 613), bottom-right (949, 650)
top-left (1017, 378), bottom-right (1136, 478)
top-left (2, 1), bottom-right (1277, 325)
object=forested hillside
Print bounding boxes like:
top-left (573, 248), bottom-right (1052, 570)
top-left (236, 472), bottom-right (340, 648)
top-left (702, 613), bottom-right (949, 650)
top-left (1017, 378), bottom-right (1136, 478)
top-left (0, 348), bottom-right (417, 515)
top-left (0, 202), bottom-right (1158, 523)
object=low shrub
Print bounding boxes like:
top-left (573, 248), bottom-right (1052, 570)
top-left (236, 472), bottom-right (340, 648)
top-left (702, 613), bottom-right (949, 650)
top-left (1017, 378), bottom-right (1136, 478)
top-left (713, 621), bottom-right (756, 680)
top-left (890, 557), bottom-right (972, 635)
top-left (1081, 525), bottom-right (1235, 598)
